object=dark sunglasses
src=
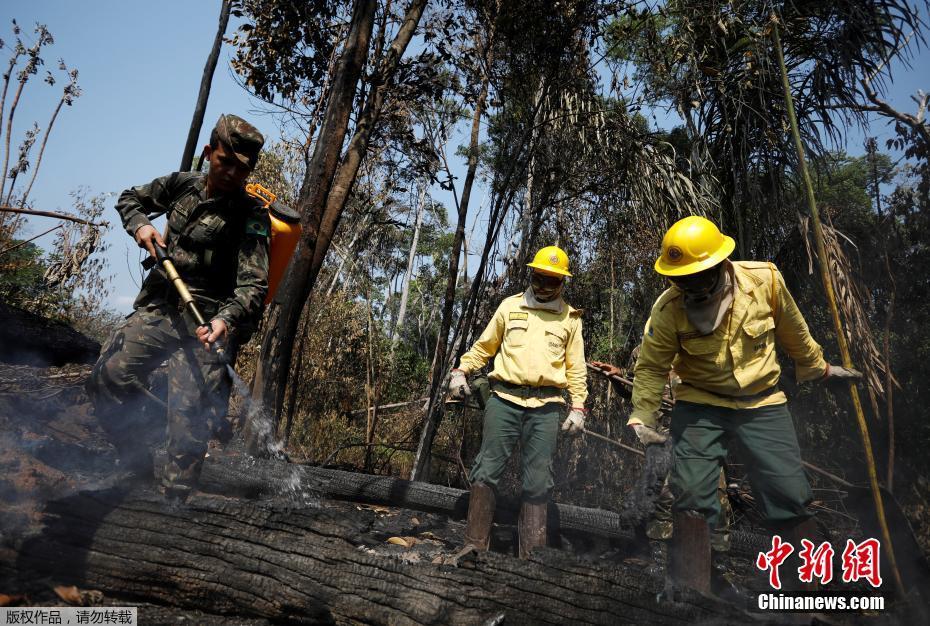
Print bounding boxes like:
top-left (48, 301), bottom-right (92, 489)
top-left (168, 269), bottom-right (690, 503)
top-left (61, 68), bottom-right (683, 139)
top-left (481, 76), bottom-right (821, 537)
top-left (669, 264), bottom-right (720, 293)
top-left (532, 273), bottom-right (564, 288)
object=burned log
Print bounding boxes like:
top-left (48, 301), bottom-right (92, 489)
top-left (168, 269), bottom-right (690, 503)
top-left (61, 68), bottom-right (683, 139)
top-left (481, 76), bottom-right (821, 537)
top-left (7, 486), bottom-right (750, 625)
top-left (0, 301), bottom-right (100, 366)
top-left (197, 447), bottom-right (770, 559)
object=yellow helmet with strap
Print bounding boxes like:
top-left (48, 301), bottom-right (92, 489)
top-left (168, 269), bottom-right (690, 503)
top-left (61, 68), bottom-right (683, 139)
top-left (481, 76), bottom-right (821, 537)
top-left (527, 245), bottom-right (572, 277)
top-left (654, 215), bottom-right (735, 276)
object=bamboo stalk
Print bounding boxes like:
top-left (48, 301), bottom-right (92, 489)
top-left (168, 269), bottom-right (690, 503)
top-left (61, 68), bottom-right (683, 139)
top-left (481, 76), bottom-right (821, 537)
top-left (772, 20), bottom-right (904, 597)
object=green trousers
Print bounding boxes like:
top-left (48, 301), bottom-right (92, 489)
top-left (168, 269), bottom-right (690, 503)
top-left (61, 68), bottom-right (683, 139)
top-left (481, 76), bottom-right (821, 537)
top-left (670, 401), bottom-right (812, 528)
top-left (469, 393), bottom-right (562, 501)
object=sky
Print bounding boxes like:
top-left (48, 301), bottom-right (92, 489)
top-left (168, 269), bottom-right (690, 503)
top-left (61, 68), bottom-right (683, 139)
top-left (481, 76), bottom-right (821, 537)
top-left (4, 1), bottom-right (929, 314)
top-left (5, 1), bottom-right (272, 312)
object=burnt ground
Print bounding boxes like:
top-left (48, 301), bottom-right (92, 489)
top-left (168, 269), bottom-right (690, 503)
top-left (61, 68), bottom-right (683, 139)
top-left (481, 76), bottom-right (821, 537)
top-left (0, 362), bottom-right (926, 624)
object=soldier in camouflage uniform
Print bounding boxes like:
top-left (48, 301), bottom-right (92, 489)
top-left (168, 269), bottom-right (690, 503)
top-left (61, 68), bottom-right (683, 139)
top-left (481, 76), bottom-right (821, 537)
top-left (87, 114), bottom-right (269, 500)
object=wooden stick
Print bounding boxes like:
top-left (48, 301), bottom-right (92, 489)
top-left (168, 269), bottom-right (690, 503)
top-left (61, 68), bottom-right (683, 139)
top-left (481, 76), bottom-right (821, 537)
top-left (582, 427), bottom-right (644, 457)
top-left (587, 362), bottom-right (854, 486)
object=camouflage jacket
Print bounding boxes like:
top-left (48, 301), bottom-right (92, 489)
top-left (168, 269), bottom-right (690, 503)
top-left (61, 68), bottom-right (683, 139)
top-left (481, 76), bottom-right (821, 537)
top-left (116, 171), bottom-right (270, 339)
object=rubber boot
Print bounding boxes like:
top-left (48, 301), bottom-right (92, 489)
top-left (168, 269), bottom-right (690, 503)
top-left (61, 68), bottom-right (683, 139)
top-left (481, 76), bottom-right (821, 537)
top-left (464, 482), bottom-right (496, 550)
top-left (781, 516), bottom-right (821, 592)
top-left (518, 500), bottom-right (548, 559)
top-left (670, 510), bottom-right (711, 594)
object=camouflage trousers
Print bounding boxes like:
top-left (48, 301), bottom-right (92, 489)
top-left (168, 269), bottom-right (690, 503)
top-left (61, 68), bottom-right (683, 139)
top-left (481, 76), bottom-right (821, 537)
top-left (86, 301), bottom-right (231, 494)
top-left (647, 469), bottom-right (733, 552)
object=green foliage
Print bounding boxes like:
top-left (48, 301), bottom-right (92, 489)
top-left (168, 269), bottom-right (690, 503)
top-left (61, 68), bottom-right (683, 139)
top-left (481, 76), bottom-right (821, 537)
top-left (0, 190), bottom-right (117, 342)
top-left (605, 0), bottom-right (925, 259)
top-left (229, 0), bottom-right (342, 103)
top-left (0, 240), bottom-right (46, 302)
top-left (220, 2), bottom-right (930, 547)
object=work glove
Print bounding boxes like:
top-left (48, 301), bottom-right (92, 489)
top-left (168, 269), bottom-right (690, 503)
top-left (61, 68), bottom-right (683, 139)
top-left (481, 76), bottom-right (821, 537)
top-left (561, 407), bottom-right (586, 435)
top-left (630, 423), bottom-right (669, 446)
top-left (823, 364), bottom-right (863, 382)
top-left (447, 368), bottom-right (472, 401)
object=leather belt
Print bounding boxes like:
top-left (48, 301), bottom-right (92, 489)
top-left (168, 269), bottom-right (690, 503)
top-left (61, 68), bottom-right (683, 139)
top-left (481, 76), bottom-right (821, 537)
top-left (491, 379), bottom-right (563, 399)
top-left (681, 383), bottom-right (780, 403)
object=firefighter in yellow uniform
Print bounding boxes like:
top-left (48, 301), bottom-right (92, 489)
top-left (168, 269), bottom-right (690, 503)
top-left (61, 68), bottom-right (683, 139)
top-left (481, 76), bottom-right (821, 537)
top-left (448, 246), bottom-right (588, 558)
top-left (629, 216), bottom-right (861, 592)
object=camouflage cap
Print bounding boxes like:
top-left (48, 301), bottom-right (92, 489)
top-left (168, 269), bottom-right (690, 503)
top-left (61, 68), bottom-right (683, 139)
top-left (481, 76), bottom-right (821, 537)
top-left (214, 114), bottom-right (264, 168)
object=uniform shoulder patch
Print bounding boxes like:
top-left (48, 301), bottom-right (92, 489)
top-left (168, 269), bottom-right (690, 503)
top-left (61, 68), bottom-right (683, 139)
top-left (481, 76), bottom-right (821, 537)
top-left (509, 312), bottom-right (528, 320)
top-left (245, 217), bottom-right (269, 237)
top-left (569, 307), bottom-right (583, 318)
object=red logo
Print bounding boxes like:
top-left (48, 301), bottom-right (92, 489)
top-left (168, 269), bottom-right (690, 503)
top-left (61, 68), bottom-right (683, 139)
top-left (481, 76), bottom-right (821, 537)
top-left (756, 535), bottom-right (794, 590)
top-left (756, 536), bottom-right (883, 588)
top-left (798, 539), bottom-right (835, 585)
top-left (549, 254), bottom-right (560, 265)
top-left (842, 538), bottom-right (883, 587)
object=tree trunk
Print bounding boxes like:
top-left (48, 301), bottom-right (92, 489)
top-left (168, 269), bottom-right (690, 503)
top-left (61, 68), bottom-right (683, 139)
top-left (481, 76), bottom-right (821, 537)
top-left (179, 0), bottom-right (232, 171)
top-left (410, 79), bottom-right (489, 481)
top-left (253, 0), bottom-right (426, 427)
top-left (7, 486), bottom-right (748, 625)
top-left (251, 0), bottom-right (378, 420)
top-left (392, 183), bottom-right (426, 344)
top-left (196, 444), bottom-right (689, 546)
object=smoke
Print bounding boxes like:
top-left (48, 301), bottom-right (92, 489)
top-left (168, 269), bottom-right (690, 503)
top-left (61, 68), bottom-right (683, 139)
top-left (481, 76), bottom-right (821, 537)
top-left (224, 363), bottom-right (319, 506)
top-left (226, 364), bottom-right (286, 460)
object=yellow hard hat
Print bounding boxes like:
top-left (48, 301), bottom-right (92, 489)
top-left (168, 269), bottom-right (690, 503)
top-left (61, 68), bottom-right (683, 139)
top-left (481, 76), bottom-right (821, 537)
top-left (527, 245), bottom-right (572, 277)
top-left (654, 215), bottom-right (735, 276)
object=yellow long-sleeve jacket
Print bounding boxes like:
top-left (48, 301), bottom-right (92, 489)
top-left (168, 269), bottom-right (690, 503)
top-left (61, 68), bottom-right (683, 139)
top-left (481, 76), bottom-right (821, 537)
top-left (458, 293), bottom-right (588, 408)
top-left (630, 261), bottom-right (827, 428)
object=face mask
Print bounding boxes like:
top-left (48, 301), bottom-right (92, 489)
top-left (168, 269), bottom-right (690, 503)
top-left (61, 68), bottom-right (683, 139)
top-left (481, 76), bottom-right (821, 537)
top-left (670, 263), bottom-right (724, 301)
top-left (531, 272), bottom-right (564, 302)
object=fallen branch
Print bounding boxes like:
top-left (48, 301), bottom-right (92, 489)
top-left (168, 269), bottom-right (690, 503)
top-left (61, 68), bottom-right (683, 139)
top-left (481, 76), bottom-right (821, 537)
top-left (348, 396), bottom-right (429, 417)
top-left (197, 447), bottom-right (771, 559)
top-left (0, 205), bottom-right (107, 227)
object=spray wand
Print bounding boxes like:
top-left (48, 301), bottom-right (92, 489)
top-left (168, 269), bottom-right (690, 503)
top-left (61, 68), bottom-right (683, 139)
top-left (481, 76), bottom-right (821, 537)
top-left (142, 244), bottom-right (227, 360)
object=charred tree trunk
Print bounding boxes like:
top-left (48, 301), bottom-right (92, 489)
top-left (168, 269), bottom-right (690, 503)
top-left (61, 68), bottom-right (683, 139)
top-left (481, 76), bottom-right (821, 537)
top-left (410, 74), bottom-right (490, 481)
top-left (0, 301), bottom-right (100, 366)
top-left (253, 0), bottom-right (426, 427)
top-left (251, 0), bottom-right (377, 420)
top-left (7, 487), bottom-right (748, 625)
top-left (179, 0), bottom-right (232, 171)
top-left (192, 443), bottom-right (767, 558)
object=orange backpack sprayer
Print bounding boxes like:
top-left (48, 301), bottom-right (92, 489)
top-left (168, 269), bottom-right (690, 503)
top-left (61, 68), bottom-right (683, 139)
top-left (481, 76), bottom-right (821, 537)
top-left (245, 183), bottom-right (302, 304)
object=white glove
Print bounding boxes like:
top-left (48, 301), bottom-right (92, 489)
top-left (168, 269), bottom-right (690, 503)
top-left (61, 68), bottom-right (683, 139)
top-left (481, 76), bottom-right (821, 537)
top-left (631, 423), bottom-right (668, 446)
top-left (561, 407), bottom-right (586, 435)
top-left (448, 369), bottom-right (472, 401)
top-left (823, 364), bottom-right (863, 381)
